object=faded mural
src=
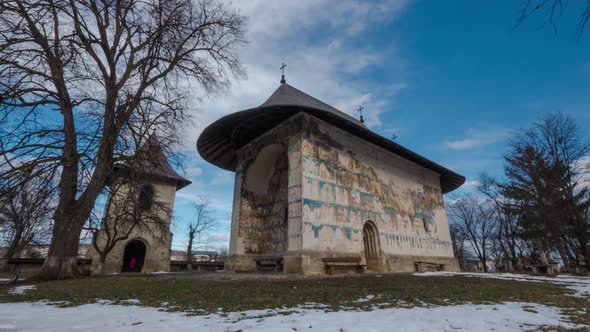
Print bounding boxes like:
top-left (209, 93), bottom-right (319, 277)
top-left (238, 145), bottom-right (290, 255)
top-left (228, 113), bottom-right (456, 273)
top-left (301, 122), bottom-right (454, 258)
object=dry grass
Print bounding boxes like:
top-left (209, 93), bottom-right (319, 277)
top-left (0, 273), bottom-right (588, 329)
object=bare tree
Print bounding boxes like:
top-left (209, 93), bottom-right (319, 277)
top-left (449, 223), bottom-right (467, 270)
top-left (515, 0), bottom-right (590, 37)
top-left (0, 0), bottom-right (245, 279)
top-left (186, 196), bottom-right (215, 270)
top-left (448, 195), bottom-right (497, 272)
top-left (503, 113), bottom-right (590, 270)
top-left (217, 247), bottom-right (228, 263)
top-left (0, 174), bottom-right (54, 270)
top-left (478, 174), bottom-right (526, 271)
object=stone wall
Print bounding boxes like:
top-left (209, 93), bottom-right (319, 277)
top-left (86, 178), bottom-right (176, 274)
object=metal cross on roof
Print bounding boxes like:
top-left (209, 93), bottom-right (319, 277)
top-left (357, 106), bottom-right (365, 124)
top-left (280, 62), bottom-right (287, 84)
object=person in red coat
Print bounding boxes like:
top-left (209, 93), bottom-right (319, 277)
top-left (129, 257), bottom-right (136, 271)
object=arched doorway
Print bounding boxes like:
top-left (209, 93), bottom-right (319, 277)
top-left (363, 221), bottom-right (382, 270)
top-left (121, 239), bottom-right (147, 272)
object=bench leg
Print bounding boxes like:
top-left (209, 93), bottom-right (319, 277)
top-left (327, 266), bottom-right (333, 275)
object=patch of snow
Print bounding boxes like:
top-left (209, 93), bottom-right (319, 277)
top-left (150, 271), bottom-right (171, 274)
top-left (122, 299), bottom-right (141, 304)
top-left (415, 272), bottom-right (590, 298)
top-left (0, 301), bottom-right (583, 331)
top-left (8, 285), bottom-right (36, 295)
top-left (354, 294), bottom-right (379, 303)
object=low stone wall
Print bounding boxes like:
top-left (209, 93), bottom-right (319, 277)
top-left (170, 260), bottom-right (224, 272)
top-left (4, 258), bottom-right (93, 275)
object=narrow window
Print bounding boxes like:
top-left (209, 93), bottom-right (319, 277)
top-left (138, 184), bottom-right (154, 211)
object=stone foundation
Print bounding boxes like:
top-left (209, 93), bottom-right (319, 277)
top-left (225, 251), bottom-right (459, 274)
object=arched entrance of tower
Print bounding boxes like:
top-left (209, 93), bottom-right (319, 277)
top-left (241, 143), bottom-right (289, 255)
top-left (363, 220), bottom-right (383, 270)
top-left (121, 238), bottom-right (147, 272)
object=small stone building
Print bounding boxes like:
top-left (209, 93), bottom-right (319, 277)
top-left (86, 137), bottom-right (190, 273)
top-left (197, 79), bottom-right (464, 274)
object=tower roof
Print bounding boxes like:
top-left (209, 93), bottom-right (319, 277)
top-left (116, 135), bottom-right (191, 190)
top-left (197, 82), bottom-right (465, 193)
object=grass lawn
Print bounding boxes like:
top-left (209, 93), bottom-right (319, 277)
top-left (1, 273), bottom-right (588, 328)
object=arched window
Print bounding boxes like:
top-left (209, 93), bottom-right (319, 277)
top-left (138, 184), bottom-right (154, 211)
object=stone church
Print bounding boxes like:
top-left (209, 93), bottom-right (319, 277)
top-left (197, 77), bottom-right (465, 274)
top-left (86, 136), bottom-right (190, 274)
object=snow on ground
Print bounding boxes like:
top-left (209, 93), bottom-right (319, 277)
top-left (414, 272), bottom-right (590, 298)
top-left (353, 294), bottom-right (379, 302)
top-left (8, 285), bottom-right (36, 295)
top-left (0, 301), bottom-right (582, 332)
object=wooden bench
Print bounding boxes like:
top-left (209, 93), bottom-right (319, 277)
top-left (415, 261), bottom-right (445, 272)
top-left (322, 257), bottom-right (365, 275)
top-left (255, 256), bottom-right (283, 272)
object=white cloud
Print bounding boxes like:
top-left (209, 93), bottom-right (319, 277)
top-left (179, 0), bottom-right (412, 153)
top-left (464, 180), bottom-right (481, 189)
top-left (211, 172), bottom-right (234, 185)
top-left (445, 127), bottom-right (510, 151)
top-left (184, 166), bottom-right (203, 179)
top-left (446, 138), bottom-right (479, 150)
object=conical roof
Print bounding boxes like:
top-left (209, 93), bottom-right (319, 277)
top-left (116, 135), bottom-right (191, 190)
top-left (260, 83), bottom-right (364, 126)
top-left (197, 82), bottom-right (465, 193)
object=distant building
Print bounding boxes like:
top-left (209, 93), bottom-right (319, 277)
top-left (170, 250), bottom-right (220, 262)
top-left (198, 78), bottom-right (465, 274)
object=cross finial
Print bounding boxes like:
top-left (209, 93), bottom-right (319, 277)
top-left (280, 62), bottom-right (287, 84)
top-left (357, 106), bottom-right (365, 124)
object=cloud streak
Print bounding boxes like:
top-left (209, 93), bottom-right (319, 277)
top-left (445, 127), bottom-right (510, 150)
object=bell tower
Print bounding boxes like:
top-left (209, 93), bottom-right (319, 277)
top-left (86, 136), bottom-right (191, 273)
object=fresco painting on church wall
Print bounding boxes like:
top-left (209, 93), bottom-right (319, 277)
top-left (238, 146), bottom-right (289, 255)
top-left (301, 121), bottom-right (454, 258)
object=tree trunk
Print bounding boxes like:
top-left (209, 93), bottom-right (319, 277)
top-left (186, 235), bottom-right (193, 271)
top-left (1, 249), bottom-right (15, 273)
top-left (37, 215), bottom-right (84, 280)
top-left (0, 259), bottom-right (8, 273)
top-left (97, 254), bottom-right (107, 275)
top-left (556, 244), bottom-right (570, 271)
top-left (539, 250), bottom-right (549, 265)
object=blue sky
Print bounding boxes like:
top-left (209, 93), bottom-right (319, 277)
top-left (169, 0), bottom-right (590, 251)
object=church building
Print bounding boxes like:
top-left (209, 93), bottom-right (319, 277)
top-left (197, 75), bottom-right (464, 274)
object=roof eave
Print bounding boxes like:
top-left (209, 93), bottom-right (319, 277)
top-left (197, 104), bottom-right (465, 194)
